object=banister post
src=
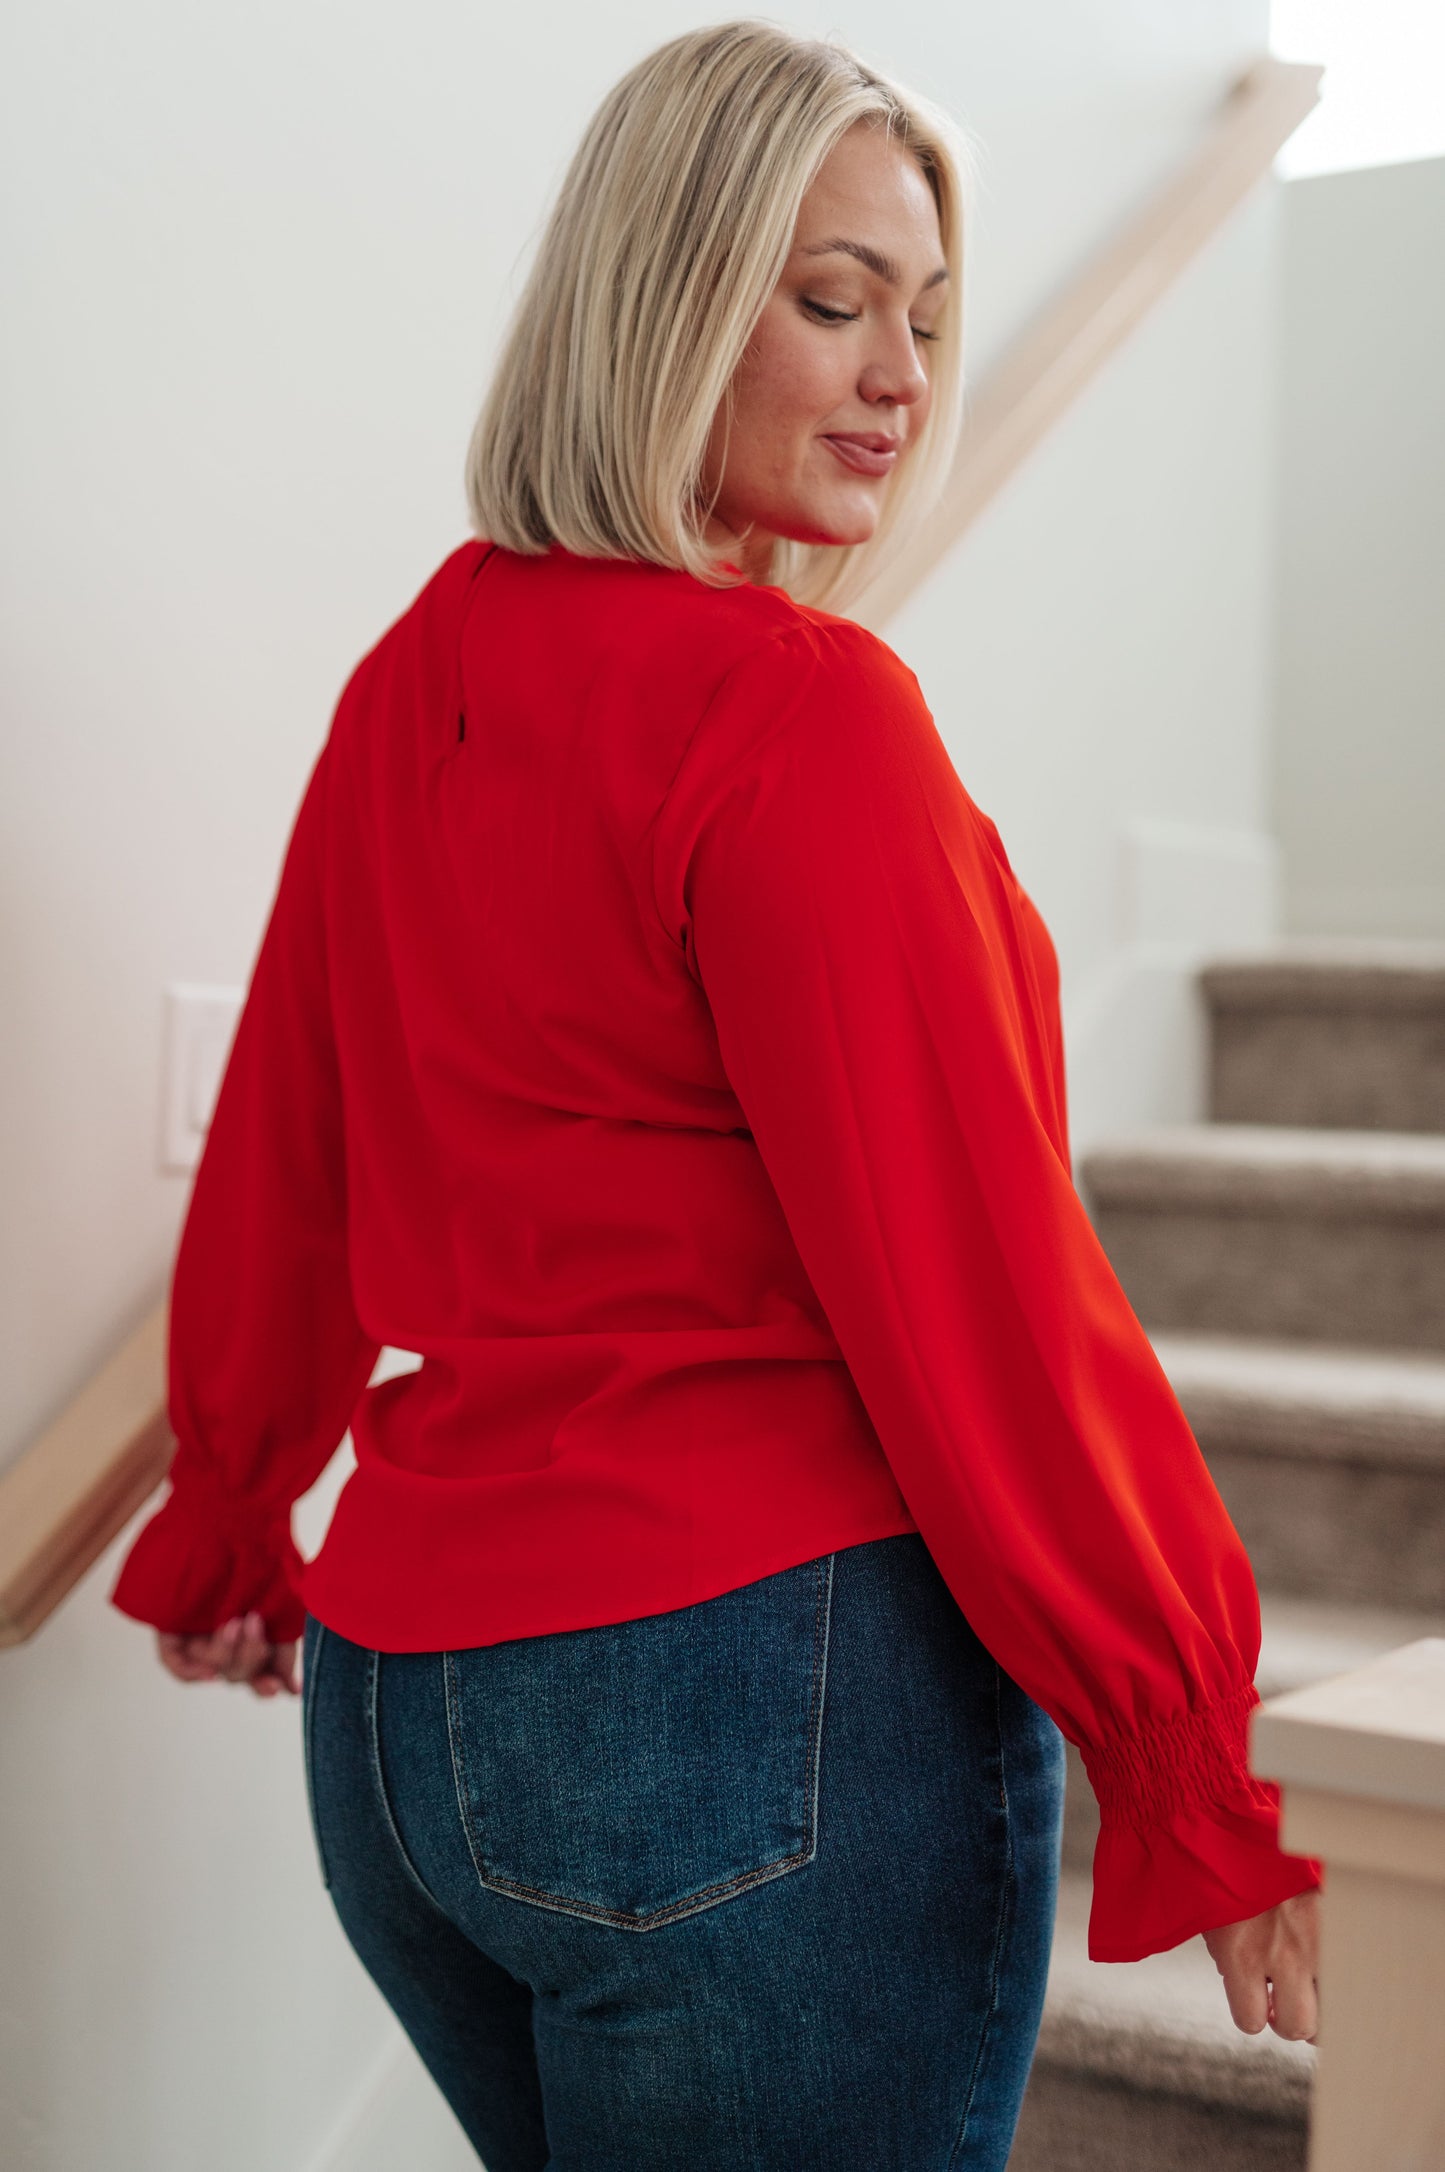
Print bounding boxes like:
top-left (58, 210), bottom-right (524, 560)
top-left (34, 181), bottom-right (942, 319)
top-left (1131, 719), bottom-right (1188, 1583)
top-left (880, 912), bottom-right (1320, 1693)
top-left (1250, 1636), bottom-right (1445, 2172)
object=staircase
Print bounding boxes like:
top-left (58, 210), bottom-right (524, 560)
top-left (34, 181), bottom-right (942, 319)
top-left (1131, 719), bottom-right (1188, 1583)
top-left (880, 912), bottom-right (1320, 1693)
top-left (1008, 939), bottom-right (1445, 2172)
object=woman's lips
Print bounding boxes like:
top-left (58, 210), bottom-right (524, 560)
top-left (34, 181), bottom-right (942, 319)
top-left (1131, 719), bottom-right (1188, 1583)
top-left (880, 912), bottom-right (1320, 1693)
top-left (821, 435), bottom-right (899, 477)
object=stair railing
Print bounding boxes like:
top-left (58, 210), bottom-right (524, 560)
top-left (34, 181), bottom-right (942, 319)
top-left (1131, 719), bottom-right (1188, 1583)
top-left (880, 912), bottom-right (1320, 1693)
top-left (1252, 1639), bottom-right (1445, 2170)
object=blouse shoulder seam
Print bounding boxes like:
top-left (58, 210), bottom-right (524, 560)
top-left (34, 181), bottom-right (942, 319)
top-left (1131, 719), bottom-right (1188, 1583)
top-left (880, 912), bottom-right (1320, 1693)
top-left (647, 619), bottom-right (850, 959)
top-left (647, 614), bottom-right (919, 959)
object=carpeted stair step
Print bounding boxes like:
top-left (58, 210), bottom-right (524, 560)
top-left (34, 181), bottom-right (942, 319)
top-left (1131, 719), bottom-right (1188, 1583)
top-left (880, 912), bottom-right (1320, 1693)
top-left (1202, 940), bottom-right (1445, 1133)
top-left (1152, 1329), bottom-right (1445, 1610)
top-left (1080, 1123), bottom-right (1445, 1351)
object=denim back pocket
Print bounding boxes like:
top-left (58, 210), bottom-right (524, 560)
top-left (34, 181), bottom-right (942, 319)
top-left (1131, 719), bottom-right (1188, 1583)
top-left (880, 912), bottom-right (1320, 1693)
top-left (442, 1552), bottom-right (835, 1931)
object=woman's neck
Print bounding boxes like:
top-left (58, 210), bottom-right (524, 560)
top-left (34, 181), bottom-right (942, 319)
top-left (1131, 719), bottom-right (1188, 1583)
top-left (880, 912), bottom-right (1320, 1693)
top-left (701, 515), bottom-right (776, 585)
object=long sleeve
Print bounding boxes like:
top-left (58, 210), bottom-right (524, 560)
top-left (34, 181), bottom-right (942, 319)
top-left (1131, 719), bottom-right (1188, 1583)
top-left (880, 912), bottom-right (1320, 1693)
top-left (653, 615), bottom-right (1322, 1964)
top-left (110, 729), bottom-right (381, 1645)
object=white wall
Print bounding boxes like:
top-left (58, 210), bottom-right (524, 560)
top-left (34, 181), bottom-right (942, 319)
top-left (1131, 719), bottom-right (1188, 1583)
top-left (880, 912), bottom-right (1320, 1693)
top-left (0, 4), bottom-right (1278, 2165)
top-left (889, 172), bottom-right (1286, 1152)
top-left (1272, 153), bottom-right (1445, 937)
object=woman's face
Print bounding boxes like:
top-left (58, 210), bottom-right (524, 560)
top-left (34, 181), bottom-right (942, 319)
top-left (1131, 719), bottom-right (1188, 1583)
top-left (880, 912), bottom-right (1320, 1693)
top-left (700, 120), bottom-right (948, 581)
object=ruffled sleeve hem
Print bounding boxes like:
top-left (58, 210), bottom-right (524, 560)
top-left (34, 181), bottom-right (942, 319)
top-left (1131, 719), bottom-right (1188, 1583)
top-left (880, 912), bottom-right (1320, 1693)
top-left (1086, 1791), bottom-right (1323, 1962)
top-left (1080, 1679), bottom-right (1323, 1961)
top-left (108, 1480), bottom-right (309, 1644)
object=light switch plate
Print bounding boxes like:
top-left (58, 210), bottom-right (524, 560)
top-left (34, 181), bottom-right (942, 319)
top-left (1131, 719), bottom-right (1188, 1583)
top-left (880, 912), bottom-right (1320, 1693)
top-left (160, 983), bottom-right (243, 1173)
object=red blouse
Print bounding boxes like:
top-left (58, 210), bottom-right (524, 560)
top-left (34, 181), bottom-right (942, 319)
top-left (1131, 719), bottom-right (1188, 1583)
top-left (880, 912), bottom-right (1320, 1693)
top-left (110, 537), bottom-right (1321, 1962)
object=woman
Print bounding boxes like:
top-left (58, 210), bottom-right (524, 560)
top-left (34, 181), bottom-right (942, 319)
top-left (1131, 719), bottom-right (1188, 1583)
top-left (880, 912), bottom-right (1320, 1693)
top-left (111, 21), bottom-right (1321, 2169)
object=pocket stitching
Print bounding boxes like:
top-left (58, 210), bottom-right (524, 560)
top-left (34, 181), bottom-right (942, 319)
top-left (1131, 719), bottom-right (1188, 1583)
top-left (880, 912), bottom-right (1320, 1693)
top-left (443, 1554), bottom-right (836, 1931)
top-left (365, 1649), bottom-right (450, 1911)
top-left (801, 1548), bottom-right (835, 1865)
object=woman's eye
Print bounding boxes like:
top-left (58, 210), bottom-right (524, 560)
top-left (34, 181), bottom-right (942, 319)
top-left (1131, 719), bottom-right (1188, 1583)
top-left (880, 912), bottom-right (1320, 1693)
top-left (801, 297), bottom-right (941, 343)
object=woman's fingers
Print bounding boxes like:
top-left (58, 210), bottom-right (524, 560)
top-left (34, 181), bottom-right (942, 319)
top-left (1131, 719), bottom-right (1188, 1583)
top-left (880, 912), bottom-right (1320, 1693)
top-left (204, 1612), bottom-right (266, 1680)
top-left (227, 1611), bottom-right (271, 1681)
top-left (244, 1639), bottom-right (300, 1697)
top-left (183, 1615), bottom-right (246, 1675)
top-left (1269, 1965), bottom-right (1318, 2043)
top-left (157, 1631), bottom-right (220, 1682)
top-left (1267, 1890), bottom-right (1321, 2043)
top-left (267, 1638), bottom-right (301, 1695)
top-left (155, 1617), bottom-right (300, 1696)
top-left (1204, 1891), bottom-right (1320, 2044)
top-left (1215, 1934), bottom-right (1272, 2034)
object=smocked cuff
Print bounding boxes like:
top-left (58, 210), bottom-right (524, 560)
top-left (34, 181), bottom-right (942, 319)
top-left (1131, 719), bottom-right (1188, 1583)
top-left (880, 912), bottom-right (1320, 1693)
top-left (108, 1473), bottom-right (308, 1644)
top-left (1079, 1683), bottom-right (1324, 1962)
top-left (1082, 1680), bottom-right (1263, 1828)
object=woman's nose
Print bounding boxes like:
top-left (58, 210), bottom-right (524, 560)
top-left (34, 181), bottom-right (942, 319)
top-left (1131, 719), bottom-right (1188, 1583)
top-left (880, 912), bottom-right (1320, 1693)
top-left (858, 332), bottom-right (929, 410)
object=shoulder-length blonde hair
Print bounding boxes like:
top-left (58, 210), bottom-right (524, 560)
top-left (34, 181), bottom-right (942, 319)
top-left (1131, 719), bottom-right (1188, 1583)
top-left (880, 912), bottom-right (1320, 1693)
top-left (464, 19), bottom-right (979, 615)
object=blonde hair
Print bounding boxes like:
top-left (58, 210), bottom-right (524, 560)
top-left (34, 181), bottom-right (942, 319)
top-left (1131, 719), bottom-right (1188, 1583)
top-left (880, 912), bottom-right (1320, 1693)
top-left (464, 19), bottom-right (979, 614)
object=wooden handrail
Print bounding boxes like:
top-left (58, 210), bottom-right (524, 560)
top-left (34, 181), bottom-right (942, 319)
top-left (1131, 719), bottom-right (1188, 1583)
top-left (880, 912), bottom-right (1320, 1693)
top-left (855, 55), bottom-right (1323, 629)
top-left (0, 51), bottom-right (1322, 1648)
top-left (0, 1300), bottom-right (171, 1645)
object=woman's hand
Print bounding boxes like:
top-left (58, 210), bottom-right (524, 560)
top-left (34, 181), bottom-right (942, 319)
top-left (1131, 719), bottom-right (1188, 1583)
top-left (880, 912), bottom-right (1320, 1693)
top-left (156, 1611), bottom-right (300, 1697)
top-left (1202, 1887), bottom-right (1320, 2042)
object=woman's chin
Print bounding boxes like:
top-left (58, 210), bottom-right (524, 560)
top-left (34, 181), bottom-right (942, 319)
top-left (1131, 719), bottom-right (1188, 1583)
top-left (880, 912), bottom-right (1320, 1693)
top-left (777, 498), bottom-right (882, 550)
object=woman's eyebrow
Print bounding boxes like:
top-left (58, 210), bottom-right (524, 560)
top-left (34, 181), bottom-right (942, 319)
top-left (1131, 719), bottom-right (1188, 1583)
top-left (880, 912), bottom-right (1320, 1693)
top-left (799, 238), bottom-right (949, 290)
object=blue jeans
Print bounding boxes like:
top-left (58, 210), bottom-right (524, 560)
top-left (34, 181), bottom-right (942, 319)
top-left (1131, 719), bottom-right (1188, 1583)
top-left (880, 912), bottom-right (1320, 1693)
top-left (301, 1532), bottom-right (1065, 2170)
